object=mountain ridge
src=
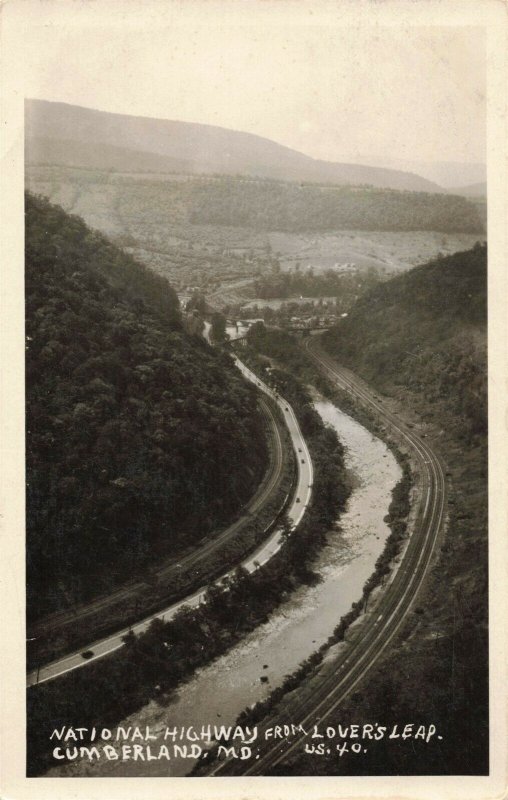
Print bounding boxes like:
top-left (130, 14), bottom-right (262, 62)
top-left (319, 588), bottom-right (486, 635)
top-left (447, 181), bottom-right (486, 197)
top-left (26, 98), bottom-right (446, 193)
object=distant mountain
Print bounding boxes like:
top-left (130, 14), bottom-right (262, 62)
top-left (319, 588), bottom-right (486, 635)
top-left (25, 99), bottom-right (445, 193)
top-left (448, 182), bottom-right (487, 197)
top-left (26, 136), bottom-right (195, 174)
top-left (349, 156), bottom-right (486, 189)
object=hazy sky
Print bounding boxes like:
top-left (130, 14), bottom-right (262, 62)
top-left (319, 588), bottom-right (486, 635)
top-left (20, 1), bottom-right (486, 166)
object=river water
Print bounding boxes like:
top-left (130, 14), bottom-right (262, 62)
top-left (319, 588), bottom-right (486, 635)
top-left (48, 398), bottom-right (400, 777)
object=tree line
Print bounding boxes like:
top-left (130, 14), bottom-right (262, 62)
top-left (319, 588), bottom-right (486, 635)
top-left (185, 177), bottom-right (484, 234)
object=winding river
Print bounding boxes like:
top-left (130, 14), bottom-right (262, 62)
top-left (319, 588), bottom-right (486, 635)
top-left (48, 395), bottom-right (400, 777)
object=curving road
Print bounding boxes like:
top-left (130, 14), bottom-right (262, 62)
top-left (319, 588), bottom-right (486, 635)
top-left (206, 337), bottom-right (447, 776)
top-left (27, 356), bottom-right (313, 688)
top-left (28, 394), bottom-right (284, 643)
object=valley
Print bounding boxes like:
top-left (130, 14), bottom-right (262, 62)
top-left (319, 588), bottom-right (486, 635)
top-left (26, 164), bottom-right (484, 326)
top-left (24, 99), bottom-right (488, 780)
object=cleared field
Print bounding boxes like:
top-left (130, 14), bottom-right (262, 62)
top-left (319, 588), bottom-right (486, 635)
top-left (26, 166), bottom-right (485, 295)
top-left (267, 230), bottom-right (485, 274)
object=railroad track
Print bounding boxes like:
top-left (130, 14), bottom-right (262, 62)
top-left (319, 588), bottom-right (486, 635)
top-left (206, 338), bottom-right (447, 775)
top-left (27, 359), bottom-right (312, 687)
top-left (28, 395), bottom-right (285, 646)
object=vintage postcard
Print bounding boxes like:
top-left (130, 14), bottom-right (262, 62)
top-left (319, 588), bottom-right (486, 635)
top-left (1, 1), bottom-right (507, 798)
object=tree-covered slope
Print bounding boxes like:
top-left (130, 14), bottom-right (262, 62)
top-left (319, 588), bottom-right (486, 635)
top-left (186, 178), bottom-right (483, 234)
top-left (26, 193), bottom-right (267, 621)
top-left (322, 244), bottom-right (487, 440)
top-left (294, 244), bottom-right (488, 775)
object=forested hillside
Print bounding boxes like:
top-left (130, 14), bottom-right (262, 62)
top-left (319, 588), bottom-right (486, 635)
top-left (322, 244), bottom-right (487, 439)
top-left (252, 266), bottom-right (382, 300)
top-left (187, 178), bottom-right (483, 234)
top-left (25, 166), bottom-right (485, 294)
top-left (26, 193), bottom-right (267, 621)
top-left (285, 244), bottom-right (489, 775)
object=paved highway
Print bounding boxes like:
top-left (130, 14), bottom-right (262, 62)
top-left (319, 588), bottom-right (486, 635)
top-left (27, 356), bottom-right (313, 687)
top-left (206, 337), bottom-right (447, 776)
top-left (28, 394), bottom-right (284, 643)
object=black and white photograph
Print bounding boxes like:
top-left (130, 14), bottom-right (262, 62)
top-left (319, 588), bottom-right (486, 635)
top-left (1, 1), bottom-right (507, 798)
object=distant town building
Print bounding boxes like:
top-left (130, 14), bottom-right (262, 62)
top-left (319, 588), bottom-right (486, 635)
top-left (177, 293), bottom-right (192, 308)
